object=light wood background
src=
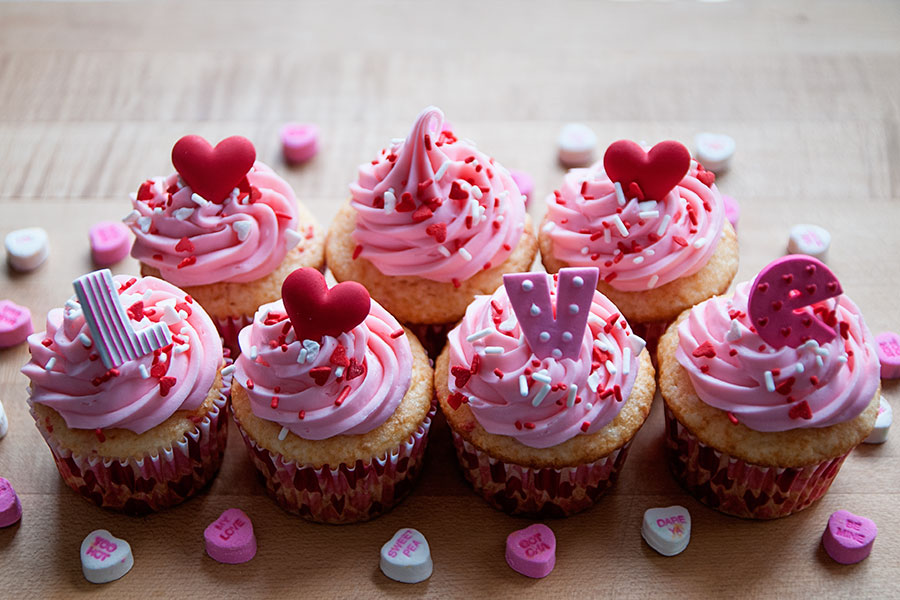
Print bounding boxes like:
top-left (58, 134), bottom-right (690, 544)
top-left (1, 1), bottom-right (898, 598)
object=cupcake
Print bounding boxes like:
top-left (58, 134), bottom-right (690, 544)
top-left (436, 267), bottom-right (655, 517)
top-left (22, 270), bottom-right (228, 514)
top-left (326, 106), bottom-right (538, 354)
top-left (124, 134), bottom-right (325, 350)
top-left (539, 139), bottom-right (739, 348)
top-left (230, 268), bottom-right (434, 523)
top-left (657, 256), bottom-right (881, 519)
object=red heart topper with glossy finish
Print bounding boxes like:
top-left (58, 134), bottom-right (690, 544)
top-left (282, 268), bottom-right (371, 341)
top-left (603, 140), bottom-right (691, 201)
top-left (171, 135), bottom-right (256, 203)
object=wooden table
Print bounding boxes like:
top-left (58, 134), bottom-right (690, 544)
top-left (1, 1), bottom-right (898, 597)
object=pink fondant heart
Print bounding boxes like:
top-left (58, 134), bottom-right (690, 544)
top-left (282, 268), bottom-right (370, 342)
top-left (505, 524), bottom-right (556, 578)
top-left (204, 508), bottom-right (256, 564)
top-left (171, 135), bottom-right (256, 203)
top-left (603, 140), bottom-right (691, 201)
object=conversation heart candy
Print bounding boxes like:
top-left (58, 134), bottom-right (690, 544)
top-left (80, 529), bottom-right (134, 584)
top-left (0, 400), bottom-right (7, 439)
top-left (89, 221), bottom-right (131, 266)
top-left (722, 194), bottom-right (739, 232)
top-left (557, 123), bottom-right (597, 168)
top-left (788, 224), bottom-right (831, 261)
top-left (204, 508), bottom-right (257, 564)
top-left (509, 169), bottom-right (534, 206)
top-left (694, 132), bottom-right (735, 172)
top-left (822, 510), bottom-right (877, 564)
top-left (380, 528), bottom-right (432, 584)
top-left (5, 227), bottom-right (49, 272)
top-left (0, 477), bottom-right (22, 527)
top-left (280, 122), bottom-right (319, 165)
top-left (875, 332), bottom-right (900, 379)
top-left (505, 524), bottom-right (556, 578)
top-left (864, 396), bottom-right (892, 444)
top-left (642, 506), bottom-right (691, 556)
top-left (0, 299), bottom-right (33, 348)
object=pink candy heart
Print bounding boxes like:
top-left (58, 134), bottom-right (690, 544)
top-left (505, 524), bottom-right (556, 579)
top-left (0, 299), bottom-right (33, 349)
top-left (89, 221), bottom-right (131, 266)
top-left (204, 508), bottom-right (256, 564)
top-left (0, 477), bottom-right (22, 527)
top-left (822, 509), bottom-right (877, 564)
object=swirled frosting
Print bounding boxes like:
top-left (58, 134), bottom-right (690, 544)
top-left (350, 106), bottom-right (526, 283)
top-left (676, 282), bottom-right (880, 432)
top-left (446, 275), bottom-right (643, 448)
top-left (544, 158), bottom-right (725, 291)
top-left (233, 299), bottom-right (412, 440)
top-left (126, 162), bottom-right (302, 286)
top-left (22, 275), bottom-right (223, 434)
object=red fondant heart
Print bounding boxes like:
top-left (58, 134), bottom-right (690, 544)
top-left (282, 268), bottom-right (370, 341)
top-left (603, 140), bottom-right (691, 201)
top-left (171, 135), bottom-right (256, 203)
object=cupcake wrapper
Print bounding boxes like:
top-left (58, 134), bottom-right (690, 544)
top-left (664, 404), bottom-right (850, 519)
top-left (31, 367), bottom-right (232, 515)
top-left (212, 314), bottom-right (255, 356)
top-left (233, 405), bottom-right (435, 524)
top-left (450, 430), bottom-right (632, 517)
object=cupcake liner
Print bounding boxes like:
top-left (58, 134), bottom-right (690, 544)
top-left (31, 367), bottom-right (232, 515)
top-left (233, 405), bottom-right (435, 524)
top-left (663, 404), bottom-right (850, 519)
top-left (212, 314), bottom-right (255, 356)
top-left (405, 322), bottom-right (453, 360)
top-left (450, 430), bottom-right (632, 517)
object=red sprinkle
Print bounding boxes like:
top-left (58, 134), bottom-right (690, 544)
top-left (692, 341), bottom-right (717, 359)
top-left (412, 205), bottom-right (433, 223)
top-left (672, 236), bottom-right (688, 247)
top-left (271, 397), bottom-right (279, 409)
top-left (493, 368), bottom-right (504, 379)
top-left (175, 237), bottom-right (194, 253)
top-left (581, 421), bottom-right (591, 433)
top-left (309, 366), bottom-right (332, 386)
top-left (330, 344), bottom-right (350, 367)
top-left (390, 329), bottom-right (404, 339)
top-left (727, 412), bottom-right (739, 425)
top-left (95, 428), bottom-right (106, 443)
top-left (788, 400), bottom-right (813, 420)
top-left (452, 278), bottom-right (461, 288)
top-left (158, 376), bottom-right (177, 397)
top-left (352, 244), bottom-right (363, 260)
top-left (523, 422), bottom-right (536, 430)
top-left (298, 410), bottom-right (306, 420)
top-left (41, 338), bottom-right (52, 347)
top-left (246, 378), bottom-right (254, 390)
top-left (426, 222), bottom-right (447, 243)
top-left (177, 256), bottom-right (197, 269)
top-left (447, 392), bottom-right (467, 410)
top-left (335, 386), bottom-right (351, 407)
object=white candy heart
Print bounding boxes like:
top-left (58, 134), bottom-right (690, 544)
top-left (0, 400), bottom-right (7, 439)
top-left (5, 227), bottom-right (49, 272)
top-left (694, 132), bottom-right (736, 172)
top-left (557, 123), bottom-right (597, 168)
top-left (864, 396), bottom-right (892, 444)
top-left (233, 221), bottom-right (252, 242)
top-left (642, 506), bottom-right (691, 556)
top-left (80, 529), bottom-right (134, 584)
top-left (380, 528), bottom-right (432, 584)
top-left (788, 224), bottom-right (831, 260)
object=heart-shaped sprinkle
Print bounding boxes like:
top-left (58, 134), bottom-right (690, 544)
top-left (450, 365), bottom-right (472, 388)
top-left (788, 224), bottom-right (831, 261)
top-left (505, 524), bottom-right (556, 578)
top-left (204, 508), bottom-right (257, 564)
top-left (0, 477), bottom-right (22, 527)
top-left (89, 221), bottom-right (131, 267)
top-left (694, 132), bottom-right (736, 172)
top-left (5, 227), bottom-right (49, 272)
top-left (642, 506), bottom-right (691, 556)
top-left (822, 510), bottom-right (877, 564)
top-left (282, 268), bottom-right (370, 342)
top-left (864, 396), bottom-right (892, 444)
top-left (80, 529), bottom-right (134, 584)
top-left (379, 528), bottom-right (433, 584)
top-left (171, 135), bottom-right (256, 204)
top-left (603, 140), bottom-right (691, 201)
top-left (0, 299), bottom-right (33, 349)
top-left (875, 331), bottom-right (900, 379)
top-left (233, 220), bottom-right (252, 242)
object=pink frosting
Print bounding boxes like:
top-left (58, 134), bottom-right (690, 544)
top-left (126, 162), bottom-right (302, 286)
top-left (22, 275), bottom-right (223, 434)
top-left (545, 159), bottom-right (725, 291)
top-left (350, 106), bottom-right (526, 283)
top-left (233, 299), bottom-right (412, 440)
top-left (447, 275), bottom-right (643, 449)
top-left (676, 282), bottom-right (881, 432)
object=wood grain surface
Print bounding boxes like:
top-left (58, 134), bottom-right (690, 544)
top-left (1, 1), bottom-right (898, 598)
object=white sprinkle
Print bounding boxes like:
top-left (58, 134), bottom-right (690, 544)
top-left (693, 237), bottom-right (707, 249)
top-left (234, 221), bottom-right (252, 241)
top-left (278, 427), bottom-right (289, 441)
top-left (567, 384), bottom-right (578, 407)
top-left (603, 228), bottom-right (612, 244)
top-left (162, 304), bottom-right (181, 325)
top-left (587, 371), bottom-right (601, 392)
top-left (79, 333), bottom-right (92, 347)
top-left (588, 315), bottom-right (604, 327)
top-left (190, 193), bottom-right (209, 207)
top-left (726, 320), bottom-right (742, 342)
top-left (633, 256), bottom-right (645, 265)
top-left (137, 216), bottom-right (152, 233)
top-left (630, 335), bottom-right (646, 355)
top-left (435, 161), bottom-right (451, 181)
top-left (542, 221), bottom-right (555, 233)
top-left (471, 186), bottom-right (483, 200)
top-left (522, 280), bottom-right (534, 291)
top-left (764, 371), bottom-right (775, 392)
top-left (499, 317), bottom-right (517, 331)
top-left (45, 357), bottom-right (57, 371)
top-left (139, 364), bottom-right (150, 379)
top-left (174, 343), bottom-right (190, 354)
top-left (298, 348), bottom-right (308, 364)
top-left (586, 403), bottom-right (594, 411)
top-left (383, 189), bottom-right (396, 214)
top-left (638, 200), bottom-right (658, 212)
top-left (303, 340), bottom-right (320, 362)
top-left (466, 328), bottom-right (493, 343)
top-left (612, 214), bottom-right (629, 237)
top-left (122, 210), bottom-right (140, 224)
top-left (519, 374), bottom-right (529, 397)
top-left (647, 275), bottom-right (659, 289)
top-left (152, 207), bottom-right (163, 215)
top-left (437, 245), bottom-right (451, 258)
top-left (623, 347), bottom-right (632, 375)
top-left (221, 364), bottom-right (235, 376)
top-left (572, 276), bottom-right (584, 287)
top-left (250, 345), bottom-right (259, 360)
top-left (605, 360), bottom-right (617, 375)
top-left (594, 339), bottom-right (610, 352)
top-left (174, 207), bottom-right (195, 221)
top-left (646, 249), bottom-right (655, 256)
top-left (285, 229), bottom-right (304, 250)
top-left (158, 352), bottom-right (167, 364)
top-left (459, 247), bottom-right (472, 261)
top-left (816, 355), bottom-right (825, 367)
top-left (639, 210), bottom-right (660, 219)
top-left (814, 346), bottom-right (830, 357)
top-left (483, 346), bottom-right (504, 355)
top-left (530, 303), bottom-right (541, 316)
top-left (614, 181), bottom-right (626, 206)
top-left (334, 366), bottom-right (344, 378)
top-left (562, 332), bottom-right (573, 342)
top-left (795, 362), bottom-right (805, 374)
top-left (580, 246), bottom-right (589, 255)
top-left (656, 214), bottom-right (672, 237)
top-left (838, 355), bottom-right (848, 363)
top-left (532, 371), bottom-right (552, 384)
top-left (532, 383), bottom-right (552, 407)
top-left (539, 331), bottom-right (550, 342)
